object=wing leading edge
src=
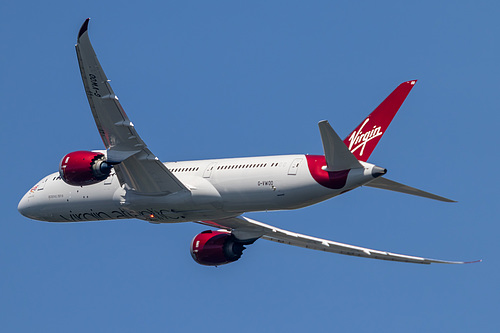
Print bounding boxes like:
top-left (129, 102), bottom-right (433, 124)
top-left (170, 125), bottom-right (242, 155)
top-left (201, 216), bottom-right (479, 264)
top-left (76, 19), bottom-right (187, 195)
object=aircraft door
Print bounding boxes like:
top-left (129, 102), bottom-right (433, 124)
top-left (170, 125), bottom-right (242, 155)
top-left (203, 163), bottom-right (217, 178)
top-left (288, 158), bottom-right (302, 175)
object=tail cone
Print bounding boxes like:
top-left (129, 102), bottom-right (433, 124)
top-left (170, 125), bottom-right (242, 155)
top-left (371, 166), bottom-right (387, 178)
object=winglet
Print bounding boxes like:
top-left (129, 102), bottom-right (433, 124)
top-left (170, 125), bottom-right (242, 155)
top-left (78, 18), bottom-right (90, 40)
top-left (344, 80), bottom-right (417, 161)
top-left (463, 259), bottom-right (482, 264)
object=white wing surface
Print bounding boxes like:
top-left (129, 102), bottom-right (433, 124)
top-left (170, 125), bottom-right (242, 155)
top-left (364, 177), bottom-right (455, 203)
top-left (201, 216), bottom-right (477, 264)
top-left (75, 19), bottom-right (187, 195)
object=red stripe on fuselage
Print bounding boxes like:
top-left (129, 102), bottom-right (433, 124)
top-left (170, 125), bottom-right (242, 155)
top-left (305, 155), bottom-right (349, 189)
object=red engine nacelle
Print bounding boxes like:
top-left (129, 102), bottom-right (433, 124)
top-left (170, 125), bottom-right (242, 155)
top-left (59, 150), bottom-right (112, 186)
top-left (190, 230), bottom-right (250, 266)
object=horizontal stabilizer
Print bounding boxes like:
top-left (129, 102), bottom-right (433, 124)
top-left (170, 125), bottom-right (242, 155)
top-left (364, 177), bottom-right (455, 202)
top-left (318, 120), bottom-right (362, 171)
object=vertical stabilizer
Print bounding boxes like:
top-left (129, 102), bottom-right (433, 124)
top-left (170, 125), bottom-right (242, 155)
top-left (343, 80), bottom-right (417, 161)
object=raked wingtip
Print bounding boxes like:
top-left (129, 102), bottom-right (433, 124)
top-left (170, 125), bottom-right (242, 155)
top-left (464, 259), bottom-right (482, 264)
top-left (78, 18), bottom-right (90, 40)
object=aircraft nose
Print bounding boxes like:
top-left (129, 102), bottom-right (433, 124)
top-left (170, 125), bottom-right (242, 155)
top-left (18, 193), bottom-right (34, 218)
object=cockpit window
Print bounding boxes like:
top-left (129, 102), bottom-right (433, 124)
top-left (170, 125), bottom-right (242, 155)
top-left (29, 178), bottom-right (48, 193)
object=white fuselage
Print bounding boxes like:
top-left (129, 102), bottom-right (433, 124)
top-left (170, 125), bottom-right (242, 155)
top-left (18, 154), bottom-right (378, 223)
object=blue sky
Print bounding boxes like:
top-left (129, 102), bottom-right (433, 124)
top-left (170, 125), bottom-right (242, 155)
top-left (1, 1), bottom-right (498, 332)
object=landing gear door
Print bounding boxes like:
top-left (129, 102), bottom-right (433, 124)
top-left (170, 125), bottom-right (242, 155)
top-left (288, 158), bottom-right (302, 175)
top-left (203, 163), bottom-right (217, 178)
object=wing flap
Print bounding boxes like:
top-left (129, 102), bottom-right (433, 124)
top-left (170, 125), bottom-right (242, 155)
top-left (113, 149), bottom-right (187, 194)
top-left (203, 216), bottom-right (474, 264)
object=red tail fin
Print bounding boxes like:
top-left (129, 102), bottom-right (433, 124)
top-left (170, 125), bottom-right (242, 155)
top-left (343, 80), bottom-right (417, 161)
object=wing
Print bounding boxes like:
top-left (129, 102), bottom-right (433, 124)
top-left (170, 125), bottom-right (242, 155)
top-left (364, 177), bottom-right (455, 203)
top-left (75, 19), bottom-right (187, 195)
top-left (201, 216), bottom-right (478, 264)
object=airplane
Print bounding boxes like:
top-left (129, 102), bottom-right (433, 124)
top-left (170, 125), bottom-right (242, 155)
top-left (18, 19), bottom-right (479, 266)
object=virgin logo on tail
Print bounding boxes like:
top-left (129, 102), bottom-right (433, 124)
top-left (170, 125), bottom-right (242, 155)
top-left (347, 118), bottom-right (383, 156)
top-left (343, 80), bottom-right (417, 162)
